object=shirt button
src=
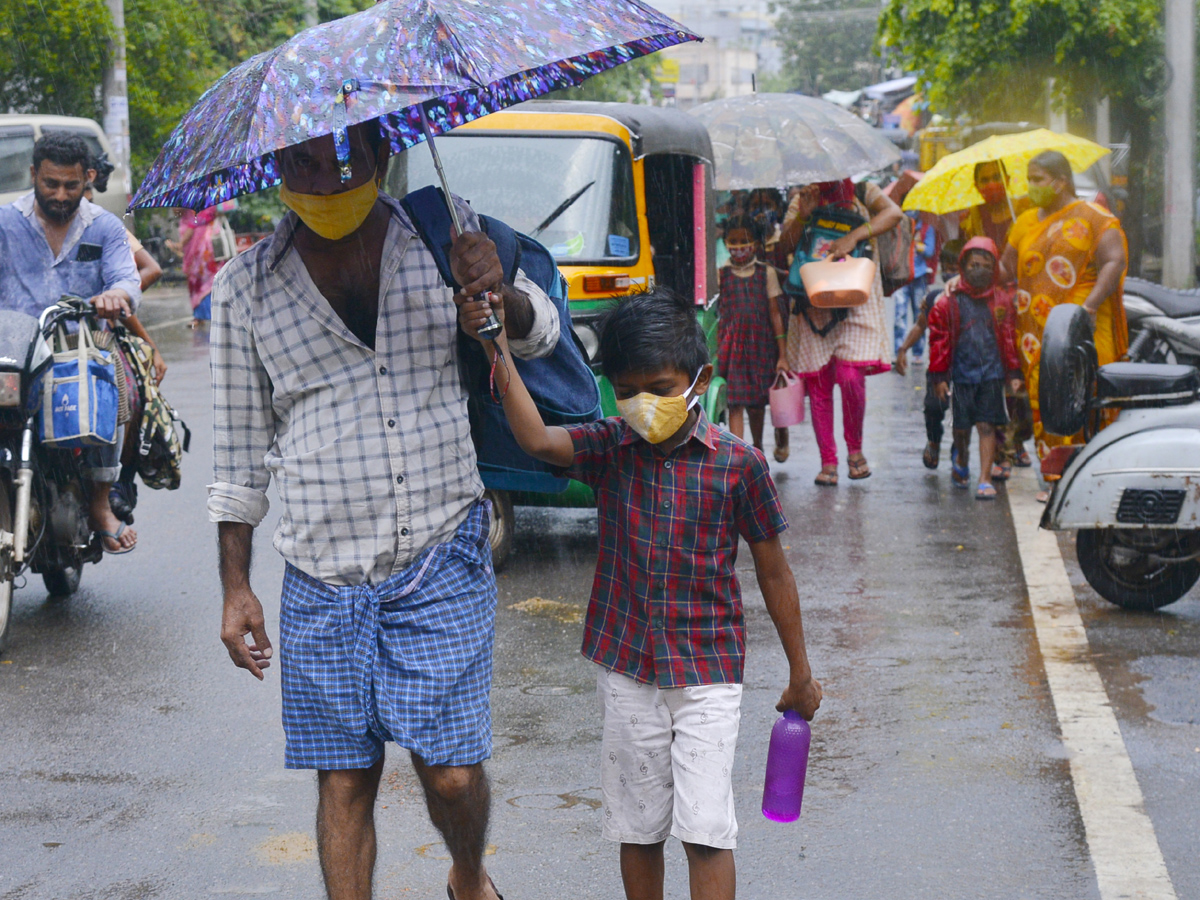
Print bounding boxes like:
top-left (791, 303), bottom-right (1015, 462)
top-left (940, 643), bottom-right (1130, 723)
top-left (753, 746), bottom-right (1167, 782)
top-left (664, 461), bottom-right (672, 469)
top-left (396, 475), bottom-right (404, 484)
top-left (662, 500), bottom-right (671, 509)
top-left (401, 527), bottom-right (409, 536)
top-left (387, 419), bottom-right (396, 428)
top-left (379, 365), bottom-right (388, 375)
top-left (659, 580), bottom-right (667, 590)
top-left (653, 616), bottom-right (663, 628)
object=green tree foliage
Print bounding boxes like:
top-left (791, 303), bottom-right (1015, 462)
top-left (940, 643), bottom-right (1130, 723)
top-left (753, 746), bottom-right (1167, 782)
top-left (547, 55), bottom-right (662, 104)
top-left (878, 0), bottom-right (1164, 269)
top-left (0, 0), bottom-right (113, 118)
top-left (771, 0), bottom-right (883, 95)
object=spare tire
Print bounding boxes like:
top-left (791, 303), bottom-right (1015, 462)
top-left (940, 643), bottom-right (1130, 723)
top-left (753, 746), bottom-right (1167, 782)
top-left (1039, 304), bottom-right (1097, 436)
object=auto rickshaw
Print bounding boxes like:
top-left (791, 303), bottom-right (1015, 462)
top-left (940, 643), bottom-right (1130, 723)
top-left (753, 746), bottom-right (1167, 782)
top-left (385, 100), bottom-right (726, 566)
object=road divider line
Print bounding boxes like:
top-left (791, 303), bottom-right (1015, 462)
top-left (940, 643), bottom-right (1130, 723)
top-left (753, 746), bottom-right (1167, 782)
top-left (1008, 471), bottom-right (1177, 900)
top-left (145, 315), bottom-right (197, 331)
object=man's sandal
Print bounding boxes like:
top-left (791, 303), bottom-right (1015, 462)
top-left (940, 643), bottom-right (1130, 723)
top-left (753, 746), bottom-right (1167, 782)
top-left (950, 447), bottom-right (970, 488)
top-left (847, 454), bottom-right (871, 480)
top-left (990, 462), bottom-right (1012, 481)
top-left (814, 466), bottom-right (838, 487)
top-left (976, 482), bottom-right (997, 500)
top-left (448, 878), bottom-right (505, 900)
top-left (922, 442), bottom-right (939, 470)
top-left (97, 524), bottom-right (136, 555)
top-left (1014, 448), bottom-right (1033, 468)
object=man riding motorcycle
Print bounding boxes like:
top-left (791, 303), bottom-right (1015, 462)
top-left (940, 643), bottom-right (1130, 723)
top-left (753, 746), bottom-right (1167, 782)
top-left (0, 131), bottom-right (141, 554)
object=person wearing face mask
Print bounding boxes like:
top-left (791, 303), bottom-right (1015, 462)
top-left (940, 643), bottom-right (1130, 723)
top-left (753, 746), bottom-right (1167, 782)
top-left (717, 219), bottom-right (787, 452)
top-left (960, 160), bottom-right (1029, 252)
top-left (458, 287), bottom-right (822, 900)
top-left (999, 150), bottom-right (1128, 476)
top-left (927, 238), bottom-right (1023, 500)
top-left (209, 120), bottom-right (562, 900)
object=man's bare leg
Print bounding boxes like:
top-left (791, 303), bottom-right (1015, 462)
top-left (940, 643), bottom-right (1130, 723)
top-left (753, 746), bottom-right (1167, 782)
top-left (682, 842), bottom-right (735, 900)
top-left (317, 757), bottom-right (384, 900)
top-left (620, 841), bottom-right (666, 900)
top-left (412, 756), bottom-right (500, 900)
top-left (89, 482), bottom-right (136, 551)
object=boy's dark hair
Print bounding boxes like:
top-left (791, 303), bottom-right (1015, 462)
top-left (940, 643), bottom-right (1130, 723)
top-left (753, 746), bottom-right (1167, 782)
top-left (32, 131), bottom-right (91, 174)
top-left (598, 289), bottom-right (710, 382)
top-left (724, 216), bottom-right (757, 244)
top-left (940, 238), bottom-right (965, 268)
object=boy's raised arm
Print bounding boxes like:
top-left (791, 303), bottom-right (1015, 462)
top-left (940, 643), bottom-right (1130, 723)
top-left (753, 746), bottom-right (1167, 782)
top-left (458, 294), bottom-right (576, 469)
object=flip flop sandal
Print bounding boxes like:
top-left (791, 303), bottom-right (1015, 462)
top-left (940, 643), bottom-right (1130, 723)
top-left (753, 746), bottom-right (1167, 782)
top-left (922, 442), bottom-right (939, 470)
top-left (950, 447), bottom-right (970, 488)
top-left (97, 523), bottom-right (136, 555)
top-left (990, 462), bottom-right (1012, 481)
top-left (814, 467), bottom-right (839, 487)
top-left (448, 878), bottom-right (504, 900)
top-left (976, 482), bottom-right (997, 500)
top-left (1014, 449), bottom-right (1033, 468)
top-left (847, 455), bottom-right (871, 480)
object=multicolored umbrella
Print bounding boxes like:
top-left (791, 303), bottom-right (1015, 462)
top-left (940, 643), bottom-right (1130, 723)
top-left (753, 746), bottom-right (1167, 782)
top-left (130, 0), bottom-right (697, 210)
top-left (688, 93), bottom-right (901, 192)
top-left (902, 128), bottom-right (1111, 215)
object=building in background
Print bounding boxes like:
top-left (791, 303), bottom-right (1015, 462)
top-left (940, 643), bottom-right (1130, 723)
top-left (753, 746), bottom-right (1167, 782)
top-left (654, 0), bottom-right (779, 108)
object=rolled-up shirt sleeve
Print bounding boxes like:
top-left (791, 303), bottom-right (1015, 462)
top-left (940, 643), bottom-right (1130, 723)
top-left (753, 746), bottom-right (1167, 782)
top-left (99, 217), bottom-right (142, 311)
top-left (207, 262), bottom-right (274, 527)
top-left (507, 269), bottom-right (560, 360)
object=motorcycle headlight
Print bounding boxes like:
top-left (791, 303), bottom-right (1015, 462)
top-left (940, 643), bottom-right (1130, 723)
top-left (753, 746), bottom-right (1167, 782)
top-left (573, 323), bottom-right (600, 363)
top-left (0, 372), bottom-right (19, 407)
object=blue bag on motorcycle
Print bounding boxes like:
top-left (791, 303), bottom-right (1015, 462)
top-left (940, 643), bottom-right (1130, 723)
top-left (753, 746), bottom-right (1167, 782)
top-left (401, 186), bottom-right (601, 493)
top-left (34, 324), bottom-right (119, 448)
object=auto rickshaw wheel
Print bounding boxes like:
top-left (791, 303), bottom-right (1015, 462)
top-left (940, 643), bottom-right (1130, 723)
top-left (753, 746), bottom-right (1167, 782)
top-left (1076, 528), bottom-right (1200, 611)
top-left (484, 488), bottom-right (514, 572)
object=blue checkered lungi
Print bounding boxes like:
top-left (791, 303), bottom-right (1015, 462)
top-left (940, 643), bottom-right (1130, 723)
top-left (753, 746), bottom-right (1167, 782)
top-left (279, 501), bottom-right (496, 770)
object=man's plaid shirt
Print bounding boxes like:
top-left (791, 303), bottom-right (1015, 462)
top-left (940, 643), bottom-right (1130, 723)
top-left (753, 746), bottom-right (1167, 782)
top-left (563, 413), bottom-right (788, 688)
top-left (207, 195), bottom-right (558, 586)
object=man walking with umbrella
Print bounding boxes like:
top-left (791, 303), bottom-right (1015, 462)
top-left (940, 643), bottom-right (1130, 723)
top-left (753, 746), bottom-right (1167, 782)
top-left (211, 122), bottom-right (559, 900)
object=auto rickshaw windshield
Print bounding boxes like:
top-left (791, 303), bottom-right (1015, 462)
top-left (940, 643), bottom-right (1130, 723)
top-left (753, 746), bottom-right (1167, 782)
top-left (387, 134), bottom-right (639, 264)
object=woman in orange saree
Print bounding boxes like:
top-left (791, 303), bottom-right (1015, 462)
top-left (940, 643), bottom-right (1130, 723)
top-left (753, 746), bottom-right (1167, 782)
top-left (1000, 151), bottom-right (1128, 462)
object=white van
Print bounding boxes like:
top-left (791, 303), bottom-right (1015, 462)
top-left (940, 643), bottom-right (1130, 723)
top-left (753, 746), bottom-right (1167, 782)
top-left (0, 114), bottom-right (129, 220)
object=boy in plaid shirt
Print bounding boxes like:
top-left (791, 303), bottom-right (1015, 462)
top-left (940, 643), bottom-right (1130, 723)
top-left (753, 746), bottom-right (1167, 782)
top-left (459, 289), bottom-right (822, 900)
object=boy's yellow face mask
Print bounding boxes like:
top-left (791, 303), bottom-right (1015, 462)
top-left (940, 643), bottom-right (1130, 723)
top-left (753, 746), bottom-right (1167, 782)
top-left (279, 177), bottom-right (379, 241)
top-left (615, 369), bottom-right (704, 444)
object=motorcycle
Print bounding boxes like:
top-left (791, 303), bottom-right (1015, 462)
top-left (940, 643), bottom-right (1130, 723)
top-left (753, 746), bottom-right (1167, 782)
top-left (1039, 304), bottom-right (1200, 610)
top-left (1123, 276), bottom-right (1200, 366)
top-left (0, 298), bottom-right (108, 651)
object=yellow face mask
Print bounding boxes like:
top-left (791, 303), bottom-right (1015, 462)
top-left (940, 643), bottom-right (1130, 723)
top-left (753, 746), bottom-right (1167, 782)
top-left (278, 176), bottom-right (379, 241)
top-left (616, 369), bottom-right (704, 444)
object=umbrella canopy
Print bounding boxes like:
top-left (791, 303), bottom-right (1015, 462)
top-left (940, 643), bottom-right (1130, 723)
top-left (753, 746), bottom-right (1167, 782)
top-left (131, 0), bottom-right (697, 210)
top-left (689, 93), bottom-right (901, 192)
top-left (902, 128), bottom-right (1110, 215)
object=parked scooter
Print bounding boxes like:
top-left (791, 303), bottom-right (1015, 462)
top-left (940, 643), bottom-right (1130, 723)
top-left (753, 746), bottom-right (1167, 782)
top-left (0, 299), bottom-right (108, 650)
top-left (1040, 304), bottom-right (1200, 610)
top-left (1123, 276), bottom-right (1200, 366)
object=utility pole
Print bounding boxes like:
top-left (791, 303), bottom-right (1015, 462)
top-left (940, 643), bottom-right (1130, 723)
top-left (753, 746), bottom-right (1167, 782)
top-left (102, 0), bottom-right (131, 202)
top-left (304, 0), bottom-right (319, 28)
top-left (1162, 0), bottom-right (1195, 288)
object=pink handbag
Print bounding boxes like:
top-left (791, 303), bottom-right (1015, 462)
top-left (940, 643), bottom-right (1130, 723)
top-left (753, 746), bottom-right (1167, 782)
top-left (798, 257), bottom-right (876, 308)
top-left (769, 371), bottom-right (806, 426)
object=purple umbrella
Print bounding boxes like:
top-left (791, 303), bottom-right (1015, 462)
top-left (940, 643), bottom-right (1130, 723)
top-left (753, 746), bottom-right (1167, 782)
top-left (130, 0), bottom-right (698, 211)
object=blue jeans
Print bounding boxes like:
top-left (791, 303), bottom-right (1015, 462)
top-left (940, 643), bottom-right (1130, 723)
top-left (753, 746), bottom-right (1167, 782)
top-left (894, 276), bottom-right (928, 357)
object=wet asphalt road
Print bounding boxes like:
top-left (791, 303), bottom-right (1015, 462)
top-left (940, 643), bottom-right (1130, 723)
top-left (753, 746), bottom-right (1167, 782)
top-left (1, 288), bottom-right (1198, 899)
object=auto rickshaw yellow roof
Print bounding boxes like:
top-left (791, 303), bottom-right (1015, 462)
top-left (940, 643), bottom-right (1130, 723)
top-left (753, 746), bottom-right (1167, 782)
top-left (456, 100), bottom-right (713, 164)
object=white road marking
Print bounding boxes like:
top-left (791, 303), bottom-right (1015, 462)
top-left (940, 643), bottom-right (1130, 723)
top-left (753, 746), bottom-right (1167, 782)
top-left (1008, 471), bottom-right (1178, 900)
top-left (145, 314), bottom-right (198, 331)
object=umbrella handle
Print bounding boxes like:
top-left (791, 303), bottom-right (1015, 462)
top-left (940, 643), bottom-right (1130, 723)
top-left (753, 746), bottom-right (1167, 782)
top-left (419, 104), bottom-right (503, 341)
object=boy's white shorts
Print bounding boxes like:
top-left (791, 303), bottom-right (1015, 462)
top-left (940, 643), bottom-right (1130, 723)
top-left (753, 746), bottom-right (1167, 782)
top-left (597, 668), bottom-right (742, 850)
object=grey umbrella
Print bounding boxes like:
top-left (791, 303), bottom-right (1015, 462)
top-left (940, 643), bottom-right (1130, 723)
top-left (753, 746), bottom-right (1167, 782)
top-left (689, 93), bottom-right (902, 190)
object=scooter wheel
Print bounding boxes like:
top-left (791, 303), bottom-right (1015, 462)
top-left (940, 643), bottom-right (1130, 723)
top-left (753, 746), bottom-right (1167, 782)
top-left (1076, 528), bottom-right (1200, 610)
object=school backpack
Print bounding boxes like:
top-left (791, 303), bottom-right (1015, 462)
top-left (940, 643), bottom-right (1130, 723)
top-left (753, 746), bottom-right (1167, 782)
top-left (115, 330), bottom-right (191, 491)
top-left (784, 205), bottom-right (868, 337)
top-left (400, 186), bottom-right (601, 493)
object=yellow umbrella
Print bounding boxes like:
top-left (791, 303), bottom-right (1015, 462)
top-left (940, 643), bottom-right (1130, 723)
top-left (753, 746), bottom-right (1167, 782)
top-left (902, 128), bottom-right (1110, 215)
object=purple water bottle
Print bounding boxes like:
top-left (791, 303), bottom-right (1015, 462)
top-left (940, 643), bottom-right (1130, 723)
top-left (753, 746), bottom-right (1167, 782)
top-left (762, 711), bottom-right (811, 822)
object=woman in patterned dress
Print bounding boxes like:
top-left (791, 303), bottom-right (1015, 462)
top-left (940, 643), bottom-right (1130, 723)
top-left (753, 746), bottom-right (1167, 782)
top-left (779, 179), bottom-right (903, 486)
top-left (718, 219), bottom-right (787, 450)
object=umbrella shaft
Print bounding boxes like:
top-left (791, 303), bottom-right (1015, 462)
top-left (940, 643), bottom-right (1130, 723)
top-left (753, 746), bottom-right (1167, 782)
top-left (419, 106), bottom-right (464, 237)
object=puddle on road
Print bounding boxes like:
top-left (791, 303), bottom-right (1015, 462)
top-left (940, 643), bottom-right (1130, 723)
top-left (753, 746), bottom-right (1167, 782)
top-left (254, 831), bottom-right (315, 864)
top-left (1132, 655), bottom-right (1200, 725)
